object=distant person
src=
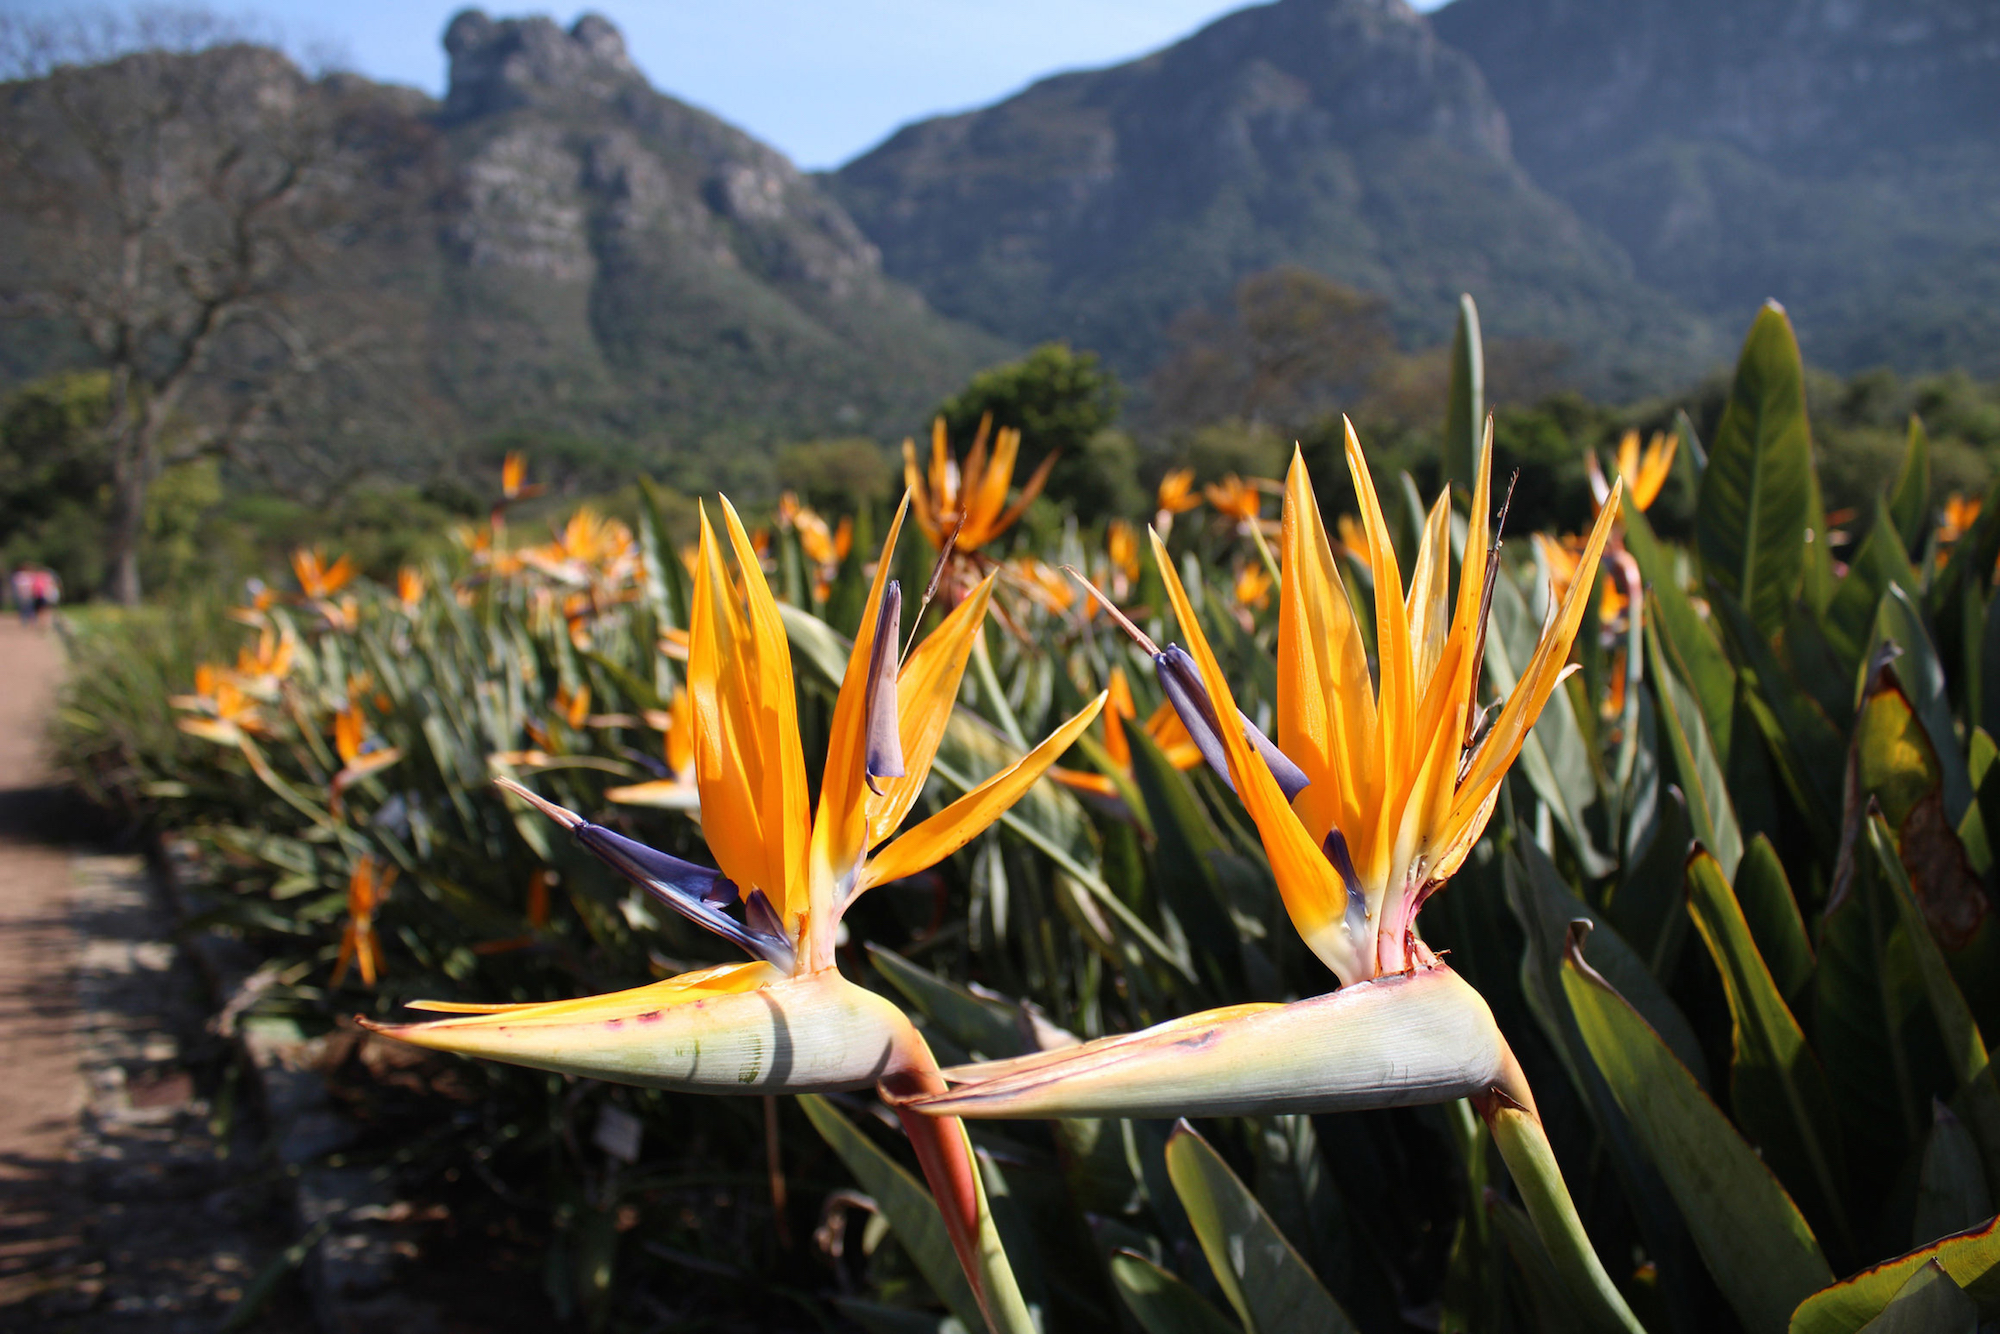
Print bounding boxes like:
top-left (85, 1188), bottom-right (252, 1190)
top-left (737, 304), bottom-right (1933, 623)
top-left (10, 566), bottom-right (36, 626)
top-left (33, 567), bottom-right (60, 625)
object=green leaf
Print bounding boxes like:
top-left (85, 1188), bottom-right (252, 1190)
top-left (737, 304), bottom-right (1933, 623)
top-left (1163, 1120), bottom-right (1358, 1334)
top-left (1685, 850), bottom-right (1852, 1255)
top-left (1734, 835), bottom-right (1817, 1005)
top-left (1710, 584), bottom-right (1845, 843)
top-left (1826, 500), bottom-right (1927, 673)
top-left (1497, 839), bottom-right (1705, 1332)
top-left (776, 600), bottom-right (853, 688)
top-left (1869, 586), bottom-right (1974, 826)
top-left (1608, 777), bottom-right (1696, 975)
top-left (1865, 815), bottom-right (1989, 1086)
top-left (1623, 505), bottom-right (1736, 754)
top-left (800, 1095), bottom-right (985, 1331)
top-left (1855, 1263), bottom-right (1977, 1334)
top-left (1251, 1114), bottom-right (1352, 1297)
top-left (1698, 301), bottom-right (1819, 637)
top-left (1818, 784), bottom-right (1961, 1200)
top-left (636, 475), bottom-right (690, 630)
top-left (1647, 607), bottom-right (1744, 879)
top-left (581, 650), bottom-right (664, 713)
top-left (1888, 417), bottom-right (1932, 557)
top-left (1444, 293), bottom-right (1484, 502)
top-left (869, 945), bottom-right (1033, 1061)
top-left (1488, 563), bottom-right (1615, 876)
top-left (1964, 728), bottom-right (1999, 875)
top-left (931, 732), bottom-right (1192, 984)
top-left (1125, 720), bottom-right (1251, 997)
top-left (1561, 924), bottom-right (1833, 1332)
top-left (1108, 1250), bottom-right (1241, 1334)
top-left (1783, 601), bottom-right (1858, 735)
top-left (1789, 1218), bottom-right (2000, 1334)
top-left (1913, 1103), bottom-right (1992, 1249)
top-left (1516, 839), bottom-right (1709, 1085)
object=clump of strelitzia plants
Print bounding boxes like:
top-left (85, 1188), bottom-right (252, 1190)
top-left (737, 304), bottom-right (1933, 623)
top-left (903, 424), bottom-right (1646, 1332)
top-left (367, 496), bottom-right (1104, 1334)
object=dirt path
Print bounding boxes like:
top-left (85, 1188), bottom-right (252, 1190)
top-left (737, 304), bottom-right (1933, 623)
top-left (0, 616), bottom-right (86, 1299)
top-left (0, 616), bottom-right (314, 1330)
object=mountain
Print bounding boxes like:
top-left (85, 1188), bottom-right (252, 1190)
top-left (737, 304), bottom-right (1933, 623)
top-left (0, 13), bottom-right (1004, 489)
top-left (1432, 0), bottom-right (2000, 376)
top-left (426, 13), bottom-right (1005, 466)
top-left (826, 0), bottom-right (1721, 395)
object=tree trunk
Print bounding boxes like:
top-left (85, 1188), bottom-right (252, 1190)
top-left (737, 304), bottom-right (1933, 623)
top-left (103, 430), bottom-right (147, 606)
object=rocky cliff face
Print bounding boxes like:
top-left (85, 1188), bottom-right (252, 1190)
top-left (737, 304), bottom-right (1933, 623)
top-left (0, 12), bottom-right (1002, 486)
top-left (420, 11), bottom-right (999, 466)
top-left (1433, 0), bottom-right (2000, 373)
top-left (438, 12), bottom-right (885, 301)
top-left (829, 0), bottom-right (1717, 389)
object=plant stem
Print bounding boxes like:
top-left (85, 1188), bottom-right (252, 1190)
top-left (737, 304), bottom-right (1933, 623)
top-left (883, 1061), bottom-right (1038, 1334)
top-left (1482, 1093), bottom-right (1647, 1334)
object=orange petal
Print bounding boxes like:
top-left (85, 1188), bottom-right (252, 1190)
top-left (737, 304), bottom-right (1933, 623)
top-left (1449, 480), bottom-right (1623, 844)
top-left (866, 575), bottom-right (998, 848)
top-left (1634, 431), bottom-right (1678, 512)
top-left (1616, 431), bottom-right (1640, 500)
top-left (1152, 528), bottom-right (1365, 983)
top-left (1405, 489), bottom-right (1453, 703)
top-left (1344, 420), bottom-right (1411, 892)
top-left (902, 447), bottom-right (939, 546)
top-left (857, 691), bottom-right (1106, 895)
top-left (603, 778), bottom-right (701, 810)
top-left (1277, 447), bottom-right (1377, 862)
top-left (689, 507), bottom-right (768, 901)
top-left (717, 497), bottom-right (812, 928)
top-left (811, 497), bottom-right (911, 900)
top-left (1102, 666), bottom-right (1136, 772)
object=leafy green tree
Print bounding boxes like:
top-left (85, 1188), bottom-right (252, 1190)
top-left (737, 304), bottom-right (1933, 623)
top-left (0, 371), bottom-right (112, 595)
top-left (938, 342), bottom-right (1137, 519)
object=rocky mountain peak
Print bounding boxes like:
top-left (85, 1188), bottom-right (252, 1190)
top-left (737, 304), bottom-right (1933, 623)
top-left (442, 9), bottom-right (640, 121)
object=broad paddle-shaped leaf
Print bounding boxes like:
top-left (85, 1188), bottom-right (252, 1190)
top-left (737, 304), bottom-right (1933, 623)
top-left (1562, 923), bottom-right (1832, 1332)
top-left (1698, 301), bottom-right (1818, 638)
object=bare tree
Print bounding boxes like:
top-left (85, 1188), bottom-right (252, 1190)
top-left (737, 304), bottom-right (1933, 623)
top-left (0, 14), bottom-right (384, 602)
top-left (1149, 267), bottom-right (1398, 437)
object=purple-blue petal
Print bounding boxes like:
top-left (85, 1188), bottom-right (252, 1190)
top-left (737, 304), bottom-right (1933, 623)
top-left (571, 822), bottom-right (792, 968)
top-left (1154, 645), bottom-right (1311, 802)
top-left (864, 581), bottom-right (906, 794)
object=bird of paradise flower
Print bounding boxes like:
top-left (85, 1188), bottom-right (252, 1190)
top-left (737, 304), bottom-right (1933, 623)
top-left (365, 496), bottom-right (1104, 1333)
top-left (906, 426), bottom-right (1645, 1332)
top-left (903, 415), bottom-right (1055, 554)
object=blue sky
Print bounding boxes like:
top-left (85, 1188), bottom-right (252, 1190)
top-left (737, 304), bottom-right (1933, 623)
top-left (13, 0), bottom-right (1450, 168)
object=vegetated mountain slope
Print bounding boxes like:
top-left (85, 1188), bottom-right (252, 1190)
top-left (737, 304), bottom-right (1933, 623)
top-left (1434, 0), bottom-right (2000, 376)
top-left (426, 11), bottom-right (1004, 468)
top-left (828, 0), bottom-right (1718, 395)
top-left (0, 12), bottom-right (1004, 486)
